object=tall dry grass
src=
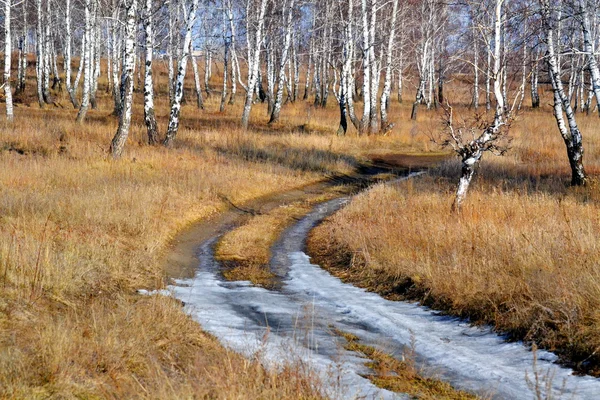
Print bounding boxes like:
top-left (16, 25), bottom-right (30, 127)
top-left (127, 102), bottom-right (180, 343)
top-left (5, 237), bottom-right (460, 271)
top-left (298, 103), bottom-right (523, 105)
top-left (309, 104), bottom-right (600, 375)
top-left (0, 56), bottom-right (437, 396)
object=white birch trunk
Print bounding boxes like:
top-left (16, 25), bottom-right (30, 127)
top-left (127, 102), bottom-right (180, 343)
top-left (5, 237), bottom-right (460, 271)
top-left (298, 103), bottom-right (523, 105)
top-left (379, 0), bottom-right (398, 131)
top-left (541, 0), bottom-right (587, 186)
top-left (4, 0), bottom-right (14, 121)
top-left (368, 0), bottom-right (378, 133)
top-left (76, 0), bottom-right (93, 122)
top-left (269, 0), bottom-right (295, 124)
top-left (204, 49), bottom-right (211, 97)
top-left (220, 22), bottom-right (229, 113)
top-left (89, 2), bottom-right (100, 109)
top-left (531, 49), bottom-right (540, 108)
top-left (578, 0), bottom-right (600, 117)
top-left (225, 0), bottom-right (240, 103)
top-left (359, 0), bottom-right (371, 134)
top-left (143, 0), bottom-right (158, 145)
top-left (167, 0), bottom-right (175, 106)
top-left (110, 0), bottom-right (137, 158)
top-left (64, 0), bottom-right (79, 108)
top-left (293, 35), bottom-right (299, 102)
top-left (472, 15), bottom-right (479, 109)
top-left (42, 0), bottom-right (51, 103)
top-left (191, 53), bottom-right (204, 109)
top-left (163, 0), bottom-right (199, 146)
top-left (453, 0), bottom-right (506, 210)
top-left (111, 2), bottom-right (122, 115)
top-left (35, 0), bottom-right (44, 107)
top-left (485, 35), bottom-right (492, 111)
top-left (16, 0), bottom-right (26, 95)
top-left (241, 0), bottom-right (268, 130)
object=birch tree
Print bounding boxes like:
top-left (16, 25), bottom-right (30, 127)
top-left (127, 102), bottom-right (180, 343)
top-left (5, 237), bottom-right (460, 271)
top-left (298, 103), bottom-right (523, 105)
top-left (444, 0), bottom-right (517, 210)
top-left (268, 0), bottom-right (295, 124)
top-left (143, 0), bottom-right (159, 145)
top-left (163, 0), bottom-right (200, 147)
top-left (76, 0), bottom-right (94, 123)
top-left (540, 0), bottom-right (587, 185)
top-left (379, 0), bottom-right (399, 132)
top-left (109, 0), bottom-right (137, 158)
top-left (241, 0), bottom-right (268, 130)
top-left (577, 0), bottom-right (600, 117)
top-left (3, 0), bottom-right (14, 121)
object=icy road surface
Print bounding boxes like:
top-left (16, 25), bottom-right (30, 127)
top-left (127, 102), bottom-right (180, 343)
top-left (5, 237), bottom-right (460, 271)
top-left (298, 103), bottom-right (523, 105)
top-left (170, 178), bottom-right (600, 399)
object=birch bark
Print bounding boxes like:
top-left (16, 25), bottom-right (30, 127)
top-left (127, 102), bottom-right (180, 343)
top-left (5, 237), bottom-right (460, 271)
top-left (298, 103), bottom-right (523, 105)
top-left (578, 0), bottom-right (600, 117)
top-left (76, 0), bottom-right (93, 122)
top-left (452, 0), bottom-right (506, 210)
top-left (163, 0), bottom-right (199, 146)
top-left (379, 0), bottom-right (398, 131)
top-left (269, 0), bottom-right (295, 124)
top-left (110, 0), bottom-right (137, 158)
top-left (143, 0), bottom-right (159, 145)
top-left (241, 0), bottom-right (268, 130)
top-left (4, 0), bottom-right (14, 121)
top-left (540, 0), bottom-right (587, 186)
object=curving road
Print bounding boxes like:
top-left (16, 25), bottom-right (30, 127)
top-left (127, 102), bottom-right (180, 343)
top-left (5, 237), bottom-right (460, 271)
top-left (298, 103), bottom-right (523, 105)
top-left (168, 174), bottom-right (600, 400)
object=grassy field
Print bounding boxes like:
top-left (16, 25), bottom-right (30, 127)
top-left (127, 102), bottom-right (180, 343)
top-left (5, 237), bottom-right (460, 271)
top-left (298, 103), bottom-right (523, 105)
top-left (308, 103), bottom-right (600, 376)
top-left (0, 61), bottom-right (437, 397)
top-left (5, 56), bottom-right (596, 397)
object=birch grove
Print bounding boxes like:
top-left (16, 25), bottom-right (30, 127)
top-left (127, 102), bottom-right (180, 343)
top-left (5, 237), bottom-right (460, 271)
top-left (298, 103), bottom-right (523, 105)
top-left (0, 0), bottom-right (598, 191)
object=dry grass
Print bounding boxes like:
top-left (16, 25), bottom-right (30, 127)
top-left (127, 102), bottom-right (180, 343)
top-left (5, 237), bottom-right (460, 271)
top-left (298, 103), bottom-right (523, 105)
top-left (0, 106), bottom-right (339, 397)
top-left (0, 58), bottom-right (438, 397)
top-left (333, 329), bottom-right (478, 399)
top-left (215, 188), bottom-right (348, 287)
top-left (309, 104), bottom-right (600, 376)
top-left (216, 202), bottom-right (313, 287)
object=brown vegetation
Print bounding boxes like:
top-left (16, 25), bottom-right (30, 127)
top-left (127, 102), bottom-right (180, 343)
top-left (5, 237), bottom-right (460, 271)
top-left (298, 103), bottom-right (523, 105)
top-left (308, 107), bottom-right (600, 376)
top-left (333, 329), bottom-right (479, 399)
top-left (0, 61), bottom-right (435, 396)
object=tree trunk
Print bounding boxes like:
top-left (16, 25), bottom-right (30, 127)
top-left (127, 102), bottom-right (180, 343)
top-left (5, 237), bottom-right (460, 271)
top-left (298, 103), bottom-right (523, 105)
top-left (541, 0), bottom-right (587, 186)
top-left (380, 0), bottom-right (398, 132)
top-left (453, 0), bottom-right (506, 210)
top-left (4, 0), bottom-right (14, 122)
top-left (204, 50), bottom-right (211, 97)
top-left (411, 78), bottom-right (425, 120)
top-left (191, 53), bottom-right (204, 110)
top-left (143, 0), bottom-right (159, 145)
top-left (76, 0), bottom-right (93, 123)
top-left (109, 0), bottom-right (137, 158)
top-left (163, 0), bottom-right (199, 146)
top-left (220, 32), bottom-right (229, 113)
top-left (241, 0), bottom-right (268, 130)
top-left (359, 0), bottom-right (371, 134)
top-left (578, 0), bottom-right (600, 117)
top-left (111, 2), bottom-right (122, 115)
top-left (269, 0), bottom-right (295, 124)
top-left (531, 50), bottom-right (540, 108)
top-left (35, 0), bottom-right (44, 107)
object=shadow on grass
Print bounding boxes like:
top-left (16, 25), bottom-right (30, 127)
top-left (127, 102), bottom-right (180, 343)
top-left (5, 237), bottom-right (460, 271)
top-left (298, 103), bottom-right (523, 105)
top-left (432, 157), bottom-right (598, 203)
top-left (212, 140), bottom-right (358, 173)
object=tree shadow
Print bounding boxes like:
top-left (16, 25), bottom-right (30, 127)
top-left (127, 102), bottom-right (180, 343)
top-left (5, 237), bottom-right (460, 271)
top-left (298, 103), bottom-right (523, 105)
top-left (433, 157), bottom-right (598, 202)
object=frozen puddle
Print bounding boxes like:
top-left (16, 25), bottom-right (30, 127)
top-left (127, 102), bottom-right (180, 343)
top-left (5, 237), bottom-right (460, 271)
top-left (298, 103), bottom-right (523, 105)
top-left (169, 178), bottom-right (600, 399)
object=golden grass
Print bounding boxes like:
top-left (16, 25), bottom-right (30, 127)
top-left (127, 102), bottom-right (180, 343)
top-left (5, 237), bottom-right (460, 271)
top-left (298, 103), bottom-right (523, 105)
top-left (216, 202), bottom-right (312, 287)
top-left (0, 59), bottom-right (438, 396)
top-left (333, 329), bottom-right (478, 399)
top-left (0, 106), bottom-right (340, 397)
top-left (309, 105), bottom-right (600, 376)
top-left (215, 188), bottom-right (348, 287)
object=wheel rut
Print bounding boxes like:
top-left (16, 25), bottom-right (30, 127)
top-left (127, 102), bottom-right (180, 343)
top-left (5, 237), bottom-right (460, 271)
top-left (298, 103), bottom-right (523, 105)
top-left (164, 162), bottom-right (600, 400)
